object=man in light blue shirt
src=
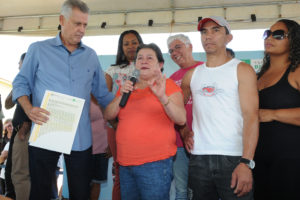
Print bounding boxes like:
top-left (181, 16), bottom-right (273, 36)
top-left (12, 0), bottom-right (113, 199)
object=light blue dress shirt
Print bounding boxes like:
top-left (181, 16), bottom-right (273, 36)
top-left (12, 33), bottom-right (114, 151)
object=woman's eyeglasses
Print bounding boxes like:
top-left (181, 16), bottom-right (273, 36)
top-left (263, 29), bottom-right (288, 40)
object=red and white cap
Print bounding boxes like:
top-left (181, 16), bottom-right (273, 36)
top-left (197, 16), bottom-right (231, 33)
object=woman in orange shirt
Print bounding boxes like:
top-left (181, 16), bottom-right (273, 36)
top-left (105, 43), bottom-right (186, 200)
top-left (105, 30), bottom-right (143, 200)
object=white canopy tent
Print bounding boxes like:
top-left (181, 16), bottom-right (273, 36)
top-left (0, 0), bottom-right (300, 36)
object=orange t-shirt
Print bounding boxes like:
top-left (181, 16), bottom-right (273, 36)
top-left (116, 79), bottom-right (181, 166)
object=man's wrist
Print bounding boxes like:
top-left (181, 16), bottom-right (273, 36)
top-left (183, 129), bottom-right (191, 139)
top-left (239, 157), bottom-right (255, 169)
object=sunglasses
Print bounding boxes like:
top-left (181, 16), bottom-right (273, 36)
top-left (263, 29), bottom-right (288, 40)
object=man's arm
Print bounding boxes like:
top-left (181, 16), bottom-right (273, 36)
top-left (91, 60), bottom-right (114, 109)
top-left (105, 73), bottom-right (113, 92)
top-left (181, 68), bottom-right (195, 105)
top-left (180, 68), bottom-right (195, 152)
top-left (11, 43), bottom-right (49, 125)
top-left (179, 125), bottom-right (194, 153)
top-left (5, 90), bottom-right (15, 110)
top-left (17, 96), bottom-right (49, 125)
top-left (231, 62), bottom-right (259, 197)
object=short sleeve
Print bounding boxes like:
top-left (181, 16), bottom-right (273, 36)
top-left (165, 79), bottom-right (182, 96)
top-left (106, 65), bottom-right (115, 78)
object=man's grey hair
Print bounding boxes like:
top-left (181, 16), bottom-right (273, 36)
top-left (167, 34), bottom-right (192, 48)
top-left (61, 0), bottom-right (89, 19)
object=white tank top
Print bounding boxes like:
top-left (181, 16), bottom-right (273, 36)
top-left (190, 58), bottom-right (243, 156)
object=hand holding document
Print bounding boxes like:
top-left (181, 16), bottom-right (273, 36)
top-left (29, 90), bottom-right (85, 154)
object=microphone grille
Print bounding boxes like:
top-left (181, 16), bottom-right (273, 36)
top-left (131, 69), bottom-right (140, 79)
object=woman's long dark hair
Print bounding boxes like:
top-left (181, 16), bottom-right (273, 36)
top-left (258, 19), bottom-right (300, 78)
top-left (113, 30), bottom-right (143, 66)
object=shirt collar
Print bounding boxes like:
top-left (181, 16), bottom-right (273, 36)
top-left (53, 32), bottom-right (86, 50)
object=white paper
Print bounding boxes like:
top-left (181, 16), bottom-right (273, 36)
top-left (29, 90), bottom-right (85, 154)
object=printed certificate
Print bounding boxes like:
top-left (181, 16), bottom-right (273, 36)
top-left (29, 90), bottom-right (85, 154)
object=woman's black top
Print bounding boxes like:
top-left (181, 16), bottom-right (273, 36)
top-left (256, 66), bottom-right (300, 158)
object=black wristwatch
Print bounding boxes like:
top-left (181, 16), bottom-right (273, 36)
top-left (239, 158), bottom-right (255, 169)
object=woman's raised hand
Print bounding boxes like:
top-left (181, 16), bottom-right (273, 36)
top-left (148, 68), bottom-right (166, 100)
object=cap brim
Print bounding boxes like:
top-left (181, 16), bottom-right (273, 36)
top-left (197, 18), bottom-right (215, 31)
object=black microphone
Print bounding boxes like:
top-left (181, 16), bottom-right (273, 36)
top-left (119, 69), bottom-right (139, 108)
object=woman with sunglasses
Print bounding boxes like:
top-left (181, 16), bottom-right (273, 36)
top-left (253, 19), bottom-right (300, 199)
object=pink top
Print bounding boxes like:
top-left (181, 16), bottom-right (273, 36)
top-left (169, 61), bottom-right (203, 147)
top-left (90, 99), bottom-right (108, 154)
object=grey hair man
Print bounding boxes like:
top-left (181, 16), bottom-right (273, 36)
top-left (167, 34), bottom-right (202, 69)
top-left (12, 0), bottom-right (113, 199)
top-left (167, 34), bottom-right (203, 200)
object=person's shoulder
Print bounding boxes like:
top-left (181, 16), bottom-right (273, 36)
top-left (237, 60), bottom-right (256, 74)
top-left (179, 67), bottom-right (196, 84)
top-left (28, 40), bottom-right (43, 49)
top-left (106, 65), bottom-right (120, 72)
top-left (107, 64), bottom-right (130, 72)
top-left (185, 66), bottom-right (197, 77)
top-left (166, 78), bottom-right (181, 93)
top-left (82, 43), bottom-right (94, 51)
top-left (39, 37), bottom-right (56, 45)
top-left (292, 64), bottom-right (300, 75)
top-left (169, 68), bottom-right (182, 79)
top-left (236, 59), bottom-right (257, 83)
top-left (237, 59), bottom-right (251, 68)
top-left (28, 37), bottom-right (55, 50)
top-left (166, 78), bottom-right (180, 87)
top-left (166, 78), bottom-right (176, 85)
top-left (106, 65), bottom-right (121, 76)
top-left (290, 64), bottom-right (300, 88)
top-left (81, 43), bottom-right (97, 55)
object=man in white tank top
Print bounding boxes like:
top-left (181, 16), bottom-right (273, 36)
top-left (181, 16), bottom-right (259, 200)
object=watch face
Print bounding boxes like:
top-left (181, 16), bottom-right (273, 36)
top-left (249, 160), bottom-right (255, 169)
top-left (240, 158), bottom-right (255, 169)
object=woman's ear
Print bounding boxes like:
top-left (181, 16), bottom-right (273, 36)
top-left (159, 62), bottom-right (164, 69)
top-left (159, 62), bottom-right (164, 72)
